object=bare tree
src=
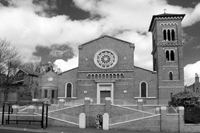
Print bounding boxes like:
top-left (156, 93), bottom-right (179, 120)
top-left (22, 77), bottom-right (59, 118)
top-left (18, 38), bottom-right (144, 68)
top-left (0, 39), bottom-right (20, 74)
top-left (0, 39), bottom-right (21, 101)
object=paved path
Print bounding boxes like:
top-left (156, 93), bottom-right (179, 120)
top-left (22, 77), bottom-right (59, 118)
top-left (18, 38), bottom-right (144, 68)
top-left (0, 128), bottom-right (161, 133)
top-left (0, 125), bottom-right (162, 133)
top-left (0, 129), bottom-right (39, 133)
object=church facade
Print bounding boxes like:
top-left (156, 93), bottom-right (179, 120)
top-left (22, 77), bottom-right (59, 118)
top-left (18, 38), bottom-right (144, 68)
top-left (39, 13), bottom-right (185, 104)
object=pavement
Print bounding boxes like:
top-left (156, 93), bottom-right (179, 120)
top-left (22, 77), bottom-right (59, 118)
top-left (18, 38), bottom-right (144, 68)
top-left (0, 124), bottom-right (163, 133)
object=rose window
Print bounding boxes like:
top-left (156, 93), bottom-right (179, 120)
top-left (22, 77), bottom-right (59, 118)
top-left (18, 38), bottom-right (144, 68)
top-left (94, 50), bottom-right (118, 69)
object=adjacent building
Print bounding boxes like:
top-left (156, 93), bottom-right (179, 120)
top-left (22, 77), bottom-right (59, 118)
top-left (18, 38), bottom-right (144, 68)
top-left (185, 73), bottom-right (200, 94)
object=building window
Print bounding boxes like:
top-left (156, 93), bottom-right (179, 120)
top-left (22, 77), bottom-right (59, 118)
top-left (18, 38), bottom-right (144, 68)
top-left (163, 29), bottom-right (167, 40)
top-left (165, 50), bottom-right (175, 61)
top-left (163, 29), bottom-right (176, 41)
top-left (65, 83), bottom-right (73, 98)
top-left (167, 29), bottom-right (171, 41)
top-left (140, 82), bottom-right (148, 97)
top-left (196, 88), bottom-right (199, 93)
top-left (171, 29), bottom-right (175, 41)
top-left (52, 90), bottom-right (55, 99)
top-left (44, 90), bottom-right (48, 98)
top-left (166, 50), bottom-right (170, 61)
top-left (169, 72), bottom-right (173, 80)
top-left (170, 50), bottom-right (175, 61)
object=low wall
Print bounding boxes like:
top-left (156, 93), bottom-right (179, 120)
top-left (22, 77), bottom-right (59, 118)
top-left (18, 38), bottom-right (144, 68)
top-left (48, 117), bottom-right (79, 127)
top-left (110, 105), bottom-right (144, 118)
top-left (182, 124), bottom-right (200, 132)
top-left (49, 105), bottom-right (84, 117)
top-left (110, 115), bottom-right (160, 132)
top-left (164, 114), bottom-right (179, 132)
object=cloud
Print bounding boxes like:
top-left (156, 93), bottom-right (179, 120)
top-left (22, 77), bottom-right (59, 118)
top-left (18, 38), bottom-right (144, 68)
top-left (33, 44), bottom-right (75, 63)
top-left (0, 0), bottom-right (200, 73)
top-left (184, 61), bottom-right (200, 86)
top-left (54, 57), bottom-right (78, 72)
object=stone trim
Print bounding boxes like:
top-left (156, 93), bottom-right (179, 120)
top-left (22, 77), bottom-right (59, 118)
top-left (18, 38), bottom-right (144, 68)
top-left (159, 86), bottom-right (183, 88)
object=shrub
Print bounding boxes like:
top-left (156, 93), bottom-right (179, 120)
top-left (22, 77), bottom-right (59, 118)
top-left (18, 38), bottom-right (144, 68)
top-left (169, 91), bottom-right (200, 124)
top-left (169, 91), bottom-right (199, 107)
top-left (185, 106), bottom-right (200, 124)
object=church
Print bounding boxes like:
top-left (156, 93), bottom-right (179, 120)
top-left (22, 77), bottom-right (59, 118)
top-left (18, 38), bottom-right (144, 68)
top-left (38, 13), bottom-right (185, 104)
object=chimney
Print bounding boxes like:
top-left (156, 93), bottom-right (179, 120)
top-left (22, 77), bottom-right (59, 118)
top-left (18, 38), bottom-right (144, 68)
top-left (195, 73), bottom-right (199, 83)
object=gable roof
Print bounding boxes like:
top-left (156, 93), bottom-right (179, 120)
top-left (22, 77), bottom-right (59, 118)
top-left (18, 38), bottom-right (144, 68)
top-left (78, 35), bottom-right (134, 49)
top-left (18, 69), bottom-right (41, 76)
top-left (40, 70), bottom-right (58, 77)
top-left (59, 67), bottom-right (78, 75)
top-left (134, 66), bottom-right (157, 74)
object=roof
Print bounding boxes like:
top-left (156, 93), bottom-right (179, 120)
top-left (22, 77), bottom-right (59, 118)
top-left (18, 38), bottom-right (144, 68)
top-left (18, 69), bottom-right (41, 76)
top-left (59, 67), bottom-right (78, 75)
top-left (148, 13), bottom-right (185, 32)
top-left (78, 35), bottom-right (135, 49)
top-left (39, 70), bottom-right (58, 77)
top-left (134, 66), bottom-right (157, 74)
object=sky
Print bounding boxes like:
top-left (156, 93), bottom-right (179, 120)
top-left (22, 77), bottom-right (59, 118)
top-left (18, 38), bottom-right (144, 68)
top-left (0, 0), bottom-right (200, 86)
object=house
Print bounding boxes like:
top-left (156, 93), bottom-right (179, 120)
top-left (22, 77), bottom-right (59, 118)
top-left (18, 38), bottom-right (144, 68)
top-left (0, 69), bottom-right (41, 102)
top-left (185, 73), bottom-right (200, 94)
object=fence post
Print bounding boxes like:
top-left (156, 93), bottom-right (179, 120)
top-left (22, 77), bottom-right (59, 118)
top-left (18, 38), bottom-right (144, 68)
top-left (84, 97), bottom-right (90, 127)
top-left (28, 105), bottom-right (36, 115)
top-left (58, 99), bottom-right (65, 109)
top-left (137, 99), bottom-right (143, 110)
top-left (155, 107), bottom-right (160, 114)
top-left (103, 113), bottom-right (109, 130)
top-left (105, 97), bottom-right (111, 114)
top-left (12, 105), bottom-right (19, 114)
top-left (178, 106), bottom-right (184, 133)
top-left (160, 106), bottom-right (166, 132)
top-left (79, 113), bottom-right (86, 128)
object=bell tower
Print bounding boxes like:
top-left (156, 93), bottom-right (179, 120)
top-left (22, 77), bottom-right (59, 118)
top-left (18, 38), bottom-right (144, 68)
top-left (149, 12), bottom-right (185, 104)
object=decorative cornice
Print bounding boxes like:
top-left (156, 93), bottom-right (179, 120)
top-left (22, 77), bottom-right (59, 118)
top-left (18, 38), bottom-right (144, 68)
top-left (155, 16), bottom-right (184, 20)
top-left (95, 79), bottom-right (116, 83)
top-left (159, 86), bottom-right (184, 88)
top-left (78, 70), bottom-right (134, 73)
top-left (157, 43), bottom-right (183, 47)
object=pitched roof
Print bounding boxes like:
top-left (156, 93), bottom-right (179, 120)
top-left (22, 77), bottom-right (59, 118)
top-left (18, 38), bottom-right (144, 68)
top-left (134, 66), bottom-right (157, 74)
top-left (18, 69), bottom-right (41, 76)
top-left (78, 35), bottom-right (134, 49)
top-left (59, 67), bottom-right (78, 75)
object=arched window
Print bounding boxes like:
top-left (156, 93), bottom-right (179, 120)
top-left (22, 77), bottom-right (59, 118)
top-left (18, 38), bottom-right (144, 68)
top-left (65, 83), bottom-right (73, 98)
top-left (169, 72), bottom-right (173, 80)
top-left (163, 29), bottom-right (167, 40)
top-left (170, 50), bottom-right (175, 61)
top-left (167, 29), bottom-right (171, 41)
top-left (140, 82), bottom-right (148, 97)
top-left (171, 29), bottom-right (175, 41)
top-left (196, 88), bottom-right (199, 93)
top-left (166, 50), bottom-right (170, 61)
top-left (163, 29), bottom-right (176, 41)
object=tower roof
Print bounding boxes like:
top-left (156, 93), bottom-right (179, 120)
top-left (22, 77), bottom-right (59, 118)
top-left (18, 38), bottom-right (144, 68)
top-left (148, 13), bottom-right (185, 32)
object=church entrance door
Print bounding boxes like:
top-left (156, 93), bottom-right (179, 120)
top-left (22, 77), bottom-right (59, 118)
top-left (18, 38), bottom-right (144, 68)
top-left (97, 83), bottom-right (113, 104)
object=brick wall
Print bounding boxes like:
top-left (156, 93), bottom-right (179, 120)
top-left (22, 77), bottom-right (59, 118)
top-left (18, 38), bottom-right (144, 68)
top-left (110, 115), bottom-right (161, 132)
top-left (58, 68), bottom-right (78, 98)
